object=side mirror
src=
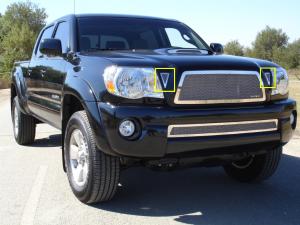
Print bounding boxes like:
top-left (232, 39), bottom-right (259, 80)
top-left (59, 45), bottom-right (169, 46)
top-left (39, 38), bottom-right (62, 56)
top-left (210, 43), bottom-right (224, 55)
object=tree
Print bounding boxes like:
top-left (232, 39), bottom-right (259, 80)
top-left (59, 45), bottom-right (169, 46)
top-left (251, 26), bottom-right (288, 61)
top-left (1, 24), bottom-right (36, 71)
top-left (224, 40), bottom-right (244, 56)
top-left (1, 2), bottom-right (47, 34)
top-left (0, 1), bottom-right (47, 72)
top-left (0, 13), bottom-right (4, 49)
top-left (269, 39), bottom-right (300, 69)
top-left (244, 47), bottom-right (255, 58)
top-left (285, 39), bottom-right (300, 69)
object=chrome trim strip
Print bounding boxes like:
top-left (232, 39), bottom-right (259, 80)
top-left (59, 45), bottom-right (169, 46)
top-left (167, 119), bottom-right (278, 138)
top-left (174, 70), bottom-right (266, 104)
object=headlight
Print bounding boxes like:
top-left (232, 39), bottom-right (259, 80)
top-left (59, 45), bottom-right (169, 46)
top-left (103, 66), bottom-right (163, 99)
top-left (271, 68), bottom-right (289, 96)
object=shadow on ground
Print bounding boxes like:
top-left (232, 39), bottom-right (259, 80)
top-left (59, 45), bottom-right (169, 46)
top-left (31, 134), bottom-right (61, 148)
top-left (94, 154), bottom-right (300, 225)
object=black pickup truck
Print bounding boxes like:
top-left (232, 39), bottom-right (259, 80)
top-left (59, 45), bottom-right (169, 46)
top-left (11, 14), bottom-right (297, 203)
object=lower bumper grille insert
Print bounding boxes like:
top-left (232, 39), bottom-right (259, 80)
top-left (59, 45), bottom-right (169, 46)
top-left (167, 119), bottom-right (278, 138)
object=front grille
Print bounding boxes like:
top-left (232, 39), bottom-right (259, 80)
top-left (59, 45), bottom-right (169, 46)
top-left (174, 70), bottom-right (265, 104)
top-left (167, 119), bottom-right (278, 138)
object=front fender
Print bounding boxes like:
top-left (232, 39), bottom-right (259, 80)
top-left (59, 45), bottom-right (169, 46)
top-left (11, 65), bottom-right (30, 114)
top-left (62, 73), bottom-right (116, 156)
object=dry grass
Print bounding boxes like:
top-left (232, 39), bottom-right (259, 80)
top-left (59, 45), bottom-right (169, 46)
top-left (288, 68), bottom-right (300, 80)
top-left (288, 69), bottom-right (300, 134)
top-left (0, 78), bottom-right (10, 89)
top-left (288, 69), bottom-right (300, 103)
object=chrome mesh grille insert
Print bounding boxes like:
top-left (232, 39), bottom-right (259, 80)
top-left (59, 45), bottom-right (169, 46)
top-left (174, 70), bottom-right (265, 104)
top-left (167, 119), bottom-right (278, 138)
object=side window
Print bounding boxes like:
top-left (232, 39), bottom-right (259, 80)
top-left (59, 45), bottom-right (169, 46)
top-left (54, 22), bottom-right (69, 53)
top-left (36, 25), bottom-right (54, 57)
top-left (165, 28), bottom-right (196, 48)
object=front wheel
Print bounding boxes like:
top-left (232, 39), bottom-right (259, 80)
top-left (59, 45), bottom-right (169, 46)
top-left (64, 110), bottom-right (120, 204)
top-left (223, 146), bottom-right (282, 183)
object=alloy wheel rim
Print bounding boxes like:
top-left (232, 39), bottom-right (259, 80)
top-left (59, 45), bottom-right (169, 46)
top-left (14, 106), bottom-right (19, 136)
top-left (69, 129), bottom-right (89, 187)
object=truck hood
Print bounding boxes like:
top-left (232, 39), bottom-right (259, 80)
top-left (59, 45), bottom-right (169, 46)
top-left (80, 49), bottom-right (280, 71)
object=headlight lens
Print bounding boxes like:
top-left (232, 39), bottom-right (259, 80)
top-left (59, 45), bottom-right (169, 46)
top-left (271, 68), bottom-right (289, 96)
top-left (103, 66), bottom-right (163, 99)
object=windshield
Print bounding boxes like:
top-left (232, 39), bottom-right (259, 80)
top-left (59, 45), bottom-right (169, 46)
top-left (77, 16), bottom-right (209, 51)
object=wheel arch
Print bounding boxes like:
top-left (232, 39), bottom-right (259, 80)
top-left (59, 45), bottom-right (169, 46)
top-left (61, 77), bottom-right (113, 171)
top-left (11, 65), bottom-right (30, 114)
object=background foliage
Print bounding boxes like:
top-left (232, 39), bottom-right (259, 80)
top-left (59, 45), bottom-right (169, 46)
top-left (224, 26), bottom-right (300, 69)
top-left (0, 1), bottom-right (47, 79)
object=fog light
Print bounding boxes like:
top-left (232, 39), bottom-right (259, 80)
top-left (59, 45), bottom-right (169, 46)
top-left (290, 113), bottom-right (295, 125)
top-left (119, 120), bottom-right (135, 137)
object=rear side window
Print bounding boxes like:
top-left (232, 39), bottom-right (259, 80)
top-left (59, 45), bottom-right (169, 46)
top-left (54, 22), bottom-right (70, 53)
top-left (36, 25), bottom-right (54, 57)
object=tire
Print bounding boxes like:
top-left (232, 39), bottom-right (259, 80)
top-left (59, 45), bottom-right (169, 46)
top-left (223, 146), bottom-right (282, 183)
top-left (11, 97), bottom-right (36, 145)
top-left (64, 110), bottom-right (120, 204)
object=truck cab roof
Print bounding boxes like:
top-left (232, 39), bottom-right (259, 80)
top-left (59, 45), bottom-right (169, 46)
top-left (50, 13), bottom-right (178, 25)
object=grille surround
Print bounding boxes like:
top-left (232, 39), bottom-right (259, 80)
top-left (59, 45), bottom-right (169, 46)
top-left (167, 119), bottom-right (278, 138)
top-left (174, 70), bottom-right (266, 104)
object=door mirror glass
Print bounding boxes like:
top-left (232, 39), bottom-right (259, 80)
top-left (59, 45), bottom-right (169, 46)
top-left (39, 38), bottom-right (62, 57)
top-left (210, 43), bottom-right (224, 54)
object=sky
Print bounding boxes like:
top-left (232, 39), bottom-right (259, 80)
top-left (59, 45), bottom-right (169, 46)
top-left (1, 0), bottom-right (300, 47)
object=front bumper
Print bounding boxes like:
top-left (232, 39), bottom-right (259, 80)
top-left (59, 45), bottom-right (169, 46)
top-left (97, 99), bottom-right (297, 158)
